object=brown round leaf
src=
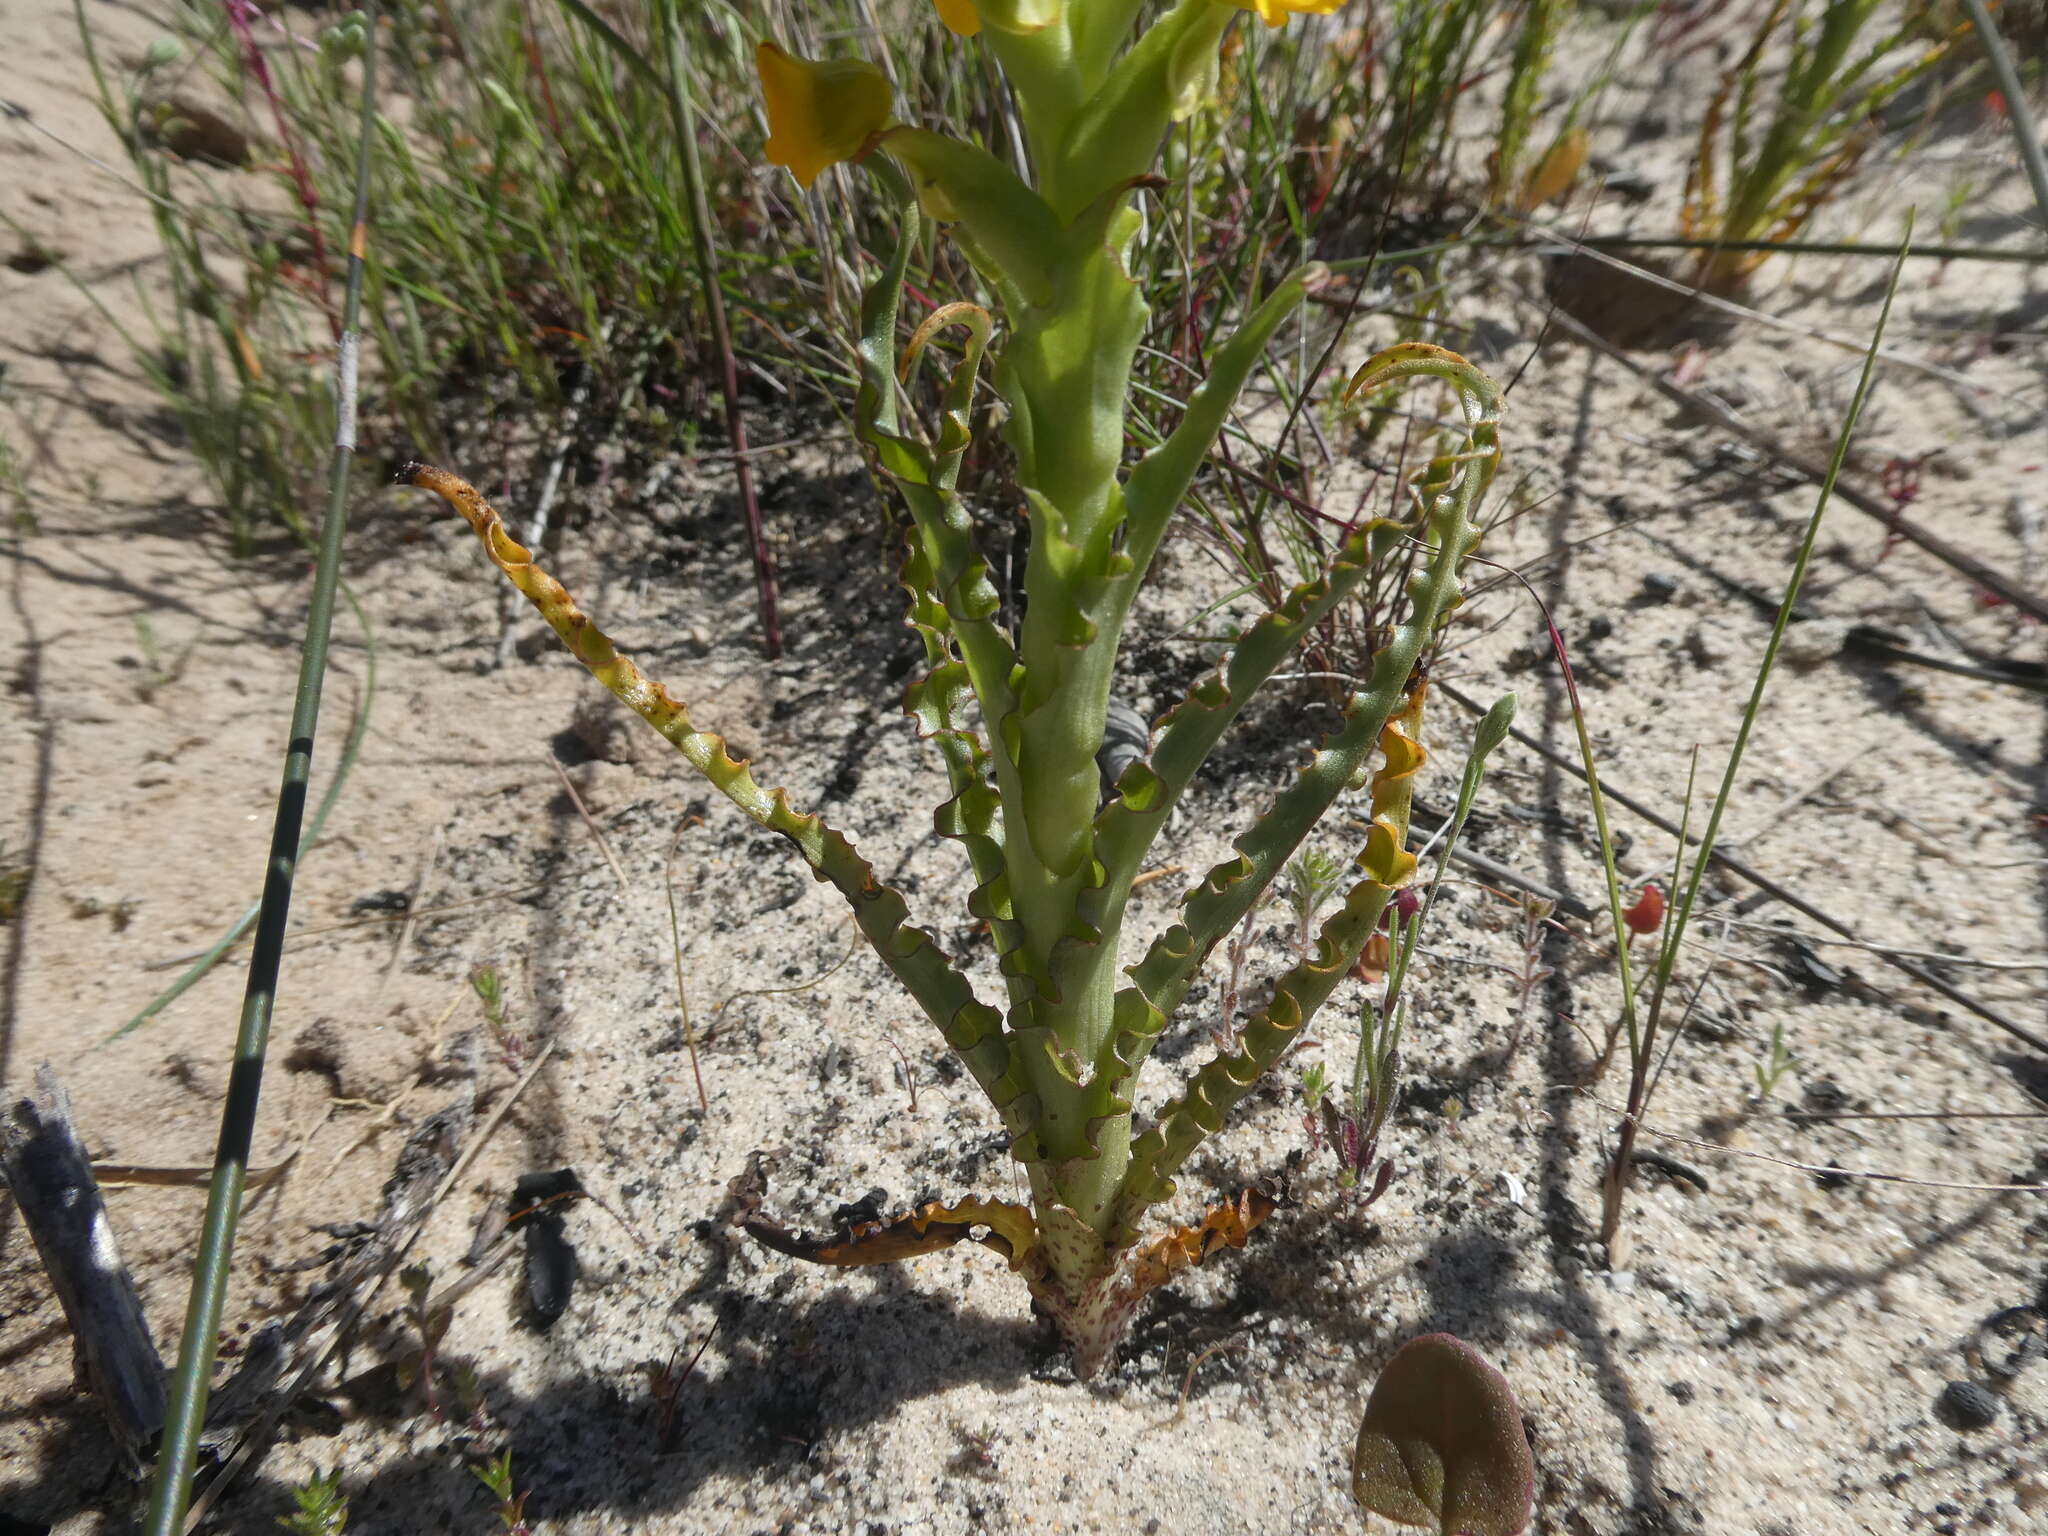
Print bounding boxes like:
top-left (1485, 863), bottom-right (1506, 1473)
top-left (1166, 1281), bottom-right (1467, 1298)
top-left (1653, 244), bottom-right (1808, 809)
top-left (1351, 1333), bottom-right (1534, 1535)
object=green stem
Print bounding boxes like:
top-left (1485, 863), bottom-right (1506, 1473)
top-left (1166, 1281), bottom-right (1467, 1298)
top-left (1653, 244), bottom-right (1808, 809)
top-left (1600, 218), bottom-right (1912, 1244)
top-left (143, 14), bottom-right (380, 1533)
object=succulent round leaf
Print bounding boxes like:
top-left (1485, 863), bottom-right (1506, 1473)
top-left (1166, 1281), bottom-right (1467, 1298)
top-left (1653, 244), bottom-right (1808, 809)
top-left (1351, 1334), bottom-right (1534, 1536)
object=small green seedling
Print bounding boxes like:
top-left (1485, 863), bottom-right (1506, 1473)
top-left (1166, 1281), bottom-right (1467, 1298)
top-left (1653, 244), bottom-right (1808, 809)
top-left (278, 1470), bottom-right (348, 1536)
top-left (1352, 1333), bottom-right (1535, 1536)
top-left (472, 1450), bottom-right (532, 1535)
top-left (1754, 1019), bottom-right (1795, 1102)
top-left (1283, 846), bottom-right (1347, 958)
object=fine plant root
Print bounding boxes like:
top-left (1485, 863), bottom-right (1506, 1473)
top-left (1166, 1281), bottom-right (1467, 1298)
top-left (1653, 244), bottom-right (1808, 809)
top-left (708, 920), bottom-right (862, 1029)
top-left (547, 755), bottom-right (629, 891)
top-left (1582, 1093), bottom-right (2048, 1195)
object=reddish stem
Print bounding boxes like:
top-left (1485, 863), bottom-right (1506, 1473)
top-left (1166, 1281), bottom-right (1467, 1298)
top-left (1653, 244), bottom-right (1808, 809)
top-left (222, 0), bottom-right (339, 340)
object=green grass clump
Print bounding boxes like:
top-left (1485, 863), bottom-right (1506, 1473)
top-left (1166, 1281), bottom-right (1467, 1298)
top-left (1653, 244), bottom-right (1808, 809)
top-left (73, 0), bottom-right (825, 546)
top-left (1682, 0), bottom-right (1964, 292)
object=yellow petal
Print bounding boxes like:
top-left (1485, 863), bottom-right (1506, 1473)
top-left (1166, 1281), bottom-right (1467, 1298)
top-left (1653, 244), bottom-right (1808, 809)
top-left (1224, 0), bottom-right (1346, 27)
top-left (755, 41), bottom-right (894, 191)
top-left (933, 0), bottom-right (982, 36)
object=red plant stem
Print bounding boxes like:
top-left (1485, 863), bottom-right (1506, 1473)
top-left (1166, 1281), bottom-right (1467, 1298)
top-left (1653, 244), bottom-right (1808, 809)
top-left (517, 5), bottom-right (566, 142)
top-left (223, 0), bottom-right (339, 340)
top-left (660, 8), bottom-right (781, 657)
top-left (711, 294), bottom-right (780, 657)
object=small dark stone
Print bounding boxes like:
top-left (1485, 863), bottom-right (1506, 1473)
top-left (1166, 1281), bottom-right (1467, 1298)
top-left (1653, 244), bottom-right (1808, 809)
top-left (1585, 616), bottom-right (1615, 642)
top-left (1784, 938), bottom-right (1844, 991)
top-left (817, 1041), bottom-right (848, 1083)
top-left (509, 1169), bottom-right (583, 1330)
top-left (1936, 1379), bottom-right (1999, 1431)
top-left (1665, 1380), bottom-right (1696, 1404)
top-left (1801, 1078), bottom-right (1851, 1114)
top-left (833, 1187), bottom-right (890, 1228)
top-left (1640, 573), bottom-right (1679, 603)
top-left (350, 888), bottom-right (412, 915)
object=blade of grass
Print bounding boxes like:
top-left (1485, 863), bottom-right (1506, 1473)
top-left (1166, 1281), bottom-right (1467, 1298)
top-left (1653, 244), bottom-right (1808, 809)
top-left (665, 816), bottom-right (710, 1116)
top-left (142, 16), bottom-right (381, 1531)
top-left (104, 586), bottom-right (377, 1044)
top-left (1598, 214), bottom-right (1917, 1251)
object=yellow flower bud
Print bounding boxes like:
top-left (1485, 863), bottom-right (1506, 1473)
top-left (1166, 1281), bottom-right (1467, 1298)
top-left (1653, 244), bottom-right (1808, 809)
top-left (933, 0), bottom-right (982, 37)
top-left (755, 41), bottom-right (894, 190)
top-left (1226, 0), bottom-right (1345, 28)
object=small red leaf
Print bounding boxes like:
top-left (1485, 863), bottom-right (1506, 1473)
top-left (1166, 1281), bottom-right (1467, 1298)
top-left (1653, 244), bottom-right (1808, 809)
top-left (1352, 1334), bottom-right (1534, 1535)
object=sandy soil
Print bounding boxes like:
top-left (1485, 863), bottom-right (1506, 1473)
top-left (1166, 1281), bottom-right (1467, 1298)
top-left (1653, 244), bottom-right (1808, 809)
top-left (4, 4), bottom-right (2046, 1535)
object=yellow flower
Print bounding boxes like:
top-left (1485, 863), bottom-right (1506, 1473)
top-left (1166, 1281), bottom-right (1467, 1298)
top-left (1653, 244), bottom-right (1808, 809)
top-left (1226, 0), bottom-right (1345, 27)
top-left (755, 41), bottom-right (894, 190)
top-left (933, 0), bottom-right (982, 37)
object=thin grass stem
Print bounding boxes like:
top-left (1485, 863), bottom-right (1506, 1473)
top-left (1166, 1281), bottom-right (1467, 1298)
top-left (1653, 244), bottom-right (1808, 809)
top-left (1599, 215), bottom-right (1916, 1250)
top-left (141, 16), bottom-right (381, 1531)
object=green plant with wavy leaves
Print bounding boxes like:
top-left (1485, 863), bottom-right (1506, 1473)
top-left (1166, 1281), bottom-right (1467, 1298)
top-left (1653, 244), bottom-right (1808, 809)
top-left (406, 0), bottom-right (1506, 1376)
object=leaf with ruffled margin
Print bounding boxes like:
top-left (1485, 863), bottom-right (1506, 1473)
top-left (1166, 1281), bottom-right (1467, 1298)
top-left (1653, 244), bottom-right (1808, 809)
top-left (401, 463), bottom-right (1040, 1157)
top-left (1049, 0), bottom-right (1232, 220)
top-left (1086, 517), bottom-right (1403, 951)
top-left (737, 1188), bottom-right (1040, 1273)
top-left (882, 128), bottom-right (1064, 307)
top-left (1120, 1185), bottom-right (1277, 1303)
top-left (1108, 345), bottom-right (1500, 1239)
top-left (1109, 684), bottom-right (1432, 1237)
top-left (853, 175), bottom-right (1020, 745)
top-left (1123, 344), bottom-right (1497, 1023)
top-left (1118, 261), bottom-right (1328, 595)
top-left (1076, 521), bottom-right (1401, 1120)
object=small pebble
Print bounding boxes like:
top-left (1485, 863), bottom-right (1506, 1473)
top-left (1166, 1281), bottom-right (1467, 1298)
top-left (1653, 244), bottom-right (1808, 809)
top-left (1639, 572), bottom-right (1679, 603)
top-left (1936, 1379), bottom-right (1999, 1431)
